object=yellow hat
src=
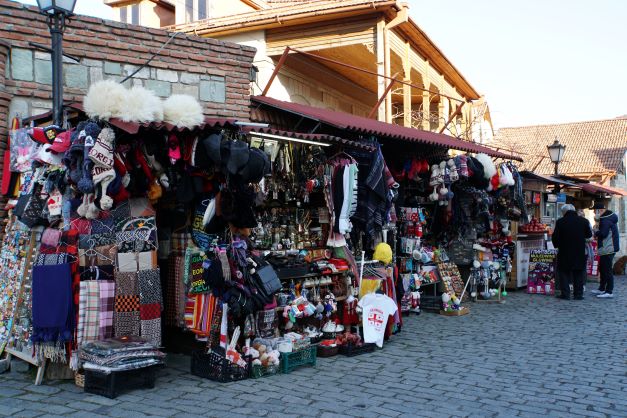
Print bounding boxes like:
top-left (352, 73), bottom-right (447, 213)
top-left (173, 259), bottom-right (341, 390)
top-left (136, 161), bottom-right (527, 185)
top-left (373, 243), bottom-right (393, 264)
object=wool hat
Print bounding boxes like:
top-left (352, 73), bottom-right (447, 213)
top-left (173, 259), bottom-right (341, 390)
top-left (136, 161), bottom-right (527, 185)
top-left (35, 143), bottom-right (63, 166)
top-left (239, 147), bottom-right (269, 183)
top-left (89, 128), bottom-right (116, 210)
top-left (225, 140), bottom-right (250, 175)
top-left (191, 136), bottom-right (211, 169)
top-left (205, 133), bottom-right (222, 165)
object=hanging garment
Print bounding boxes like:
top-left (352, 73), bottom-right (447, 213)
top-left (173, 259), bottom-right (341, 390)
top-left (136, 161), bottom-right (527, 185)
top-left (31, 263), bottom-right (74, 345)
top-left (358, 293), bottom-right (398, 348)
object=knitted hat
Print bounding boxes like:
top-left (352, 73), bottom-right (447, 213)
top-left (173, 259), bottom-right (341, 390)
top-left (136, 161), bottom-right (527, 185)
top-left (89, 128), bottom-right (116, 210)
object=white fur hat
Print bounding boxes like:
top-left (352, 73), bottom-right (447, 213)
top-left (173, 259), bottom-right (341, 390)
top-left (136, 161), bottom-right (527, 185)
top-left (475, 153), bottom-right (497, 180)
top-left (118, 86), bottom-right (164, 123)
top-left (84, 80), bottom-right (127, 120)
top-left (163, 94), bottom-right (204, 128)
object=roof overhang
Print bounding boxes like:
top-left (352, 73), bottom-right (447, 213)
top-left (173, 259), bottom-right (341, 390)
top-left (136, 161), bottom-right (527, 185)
top-left (252, 95), bottom-right (520, 161)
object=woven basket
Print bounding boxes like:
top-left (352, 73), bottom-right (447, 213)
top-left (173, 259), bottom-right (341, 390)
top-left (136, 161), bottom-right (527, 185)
top-left (75, 371), bottom-right (85, 388)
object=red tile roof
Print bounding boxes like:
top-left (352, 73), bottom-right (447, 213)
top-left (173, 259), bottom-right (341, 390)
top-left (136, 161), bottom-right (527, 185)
top-left (252, 95), bottom-right (522, 160)
top-left (493, 118), bottom-right (627, 176)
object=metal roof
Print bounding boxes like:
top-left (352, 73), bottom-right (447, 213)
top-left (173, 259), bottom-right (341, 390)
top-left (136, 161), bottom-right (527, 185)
top-left (252, 96), bottom-right (522, 161)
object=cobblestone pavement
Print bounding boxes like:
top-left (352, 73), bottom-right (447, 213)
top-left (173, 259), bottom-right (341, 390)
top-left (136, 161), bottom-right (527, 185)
top-left (1, 277), bottom-right (626, 418)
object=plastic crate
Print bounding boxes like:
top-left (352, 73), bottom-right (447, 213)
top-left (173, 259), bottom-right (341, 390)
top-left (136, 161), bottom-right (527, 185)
top-left (190, 350), bottom-right (249, 383)
top-left (338, 343), bottom-right (376, 357)
top-left (84, 365), bottom-right (159, 399)
top-left (251, 363), bottom-right (279, 379)
top-left (280, 346), bottom-right (317, 374)
top-left (317, 344), bottom-right (338, 358)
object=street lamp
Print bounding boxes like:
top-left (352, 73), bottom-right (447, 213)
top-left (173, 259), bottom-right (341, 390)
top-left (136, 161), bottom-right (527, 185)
top-left (36, 0), bottom-right (77, 126)
top-left (547, 137), bottom-right (566, 176)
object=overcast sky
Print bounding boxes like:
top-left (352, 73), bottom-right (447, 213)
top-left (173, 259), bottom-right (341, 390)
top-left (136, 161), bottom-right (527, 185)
top-left (19, 0), bottom-right (627, 129)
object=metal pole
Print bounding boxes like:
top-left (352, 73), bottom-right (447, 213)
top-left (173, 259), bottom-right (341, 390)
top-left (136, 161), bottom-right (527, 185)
top-left (554, 162), bottom-right (561, 194)
top-left (50, 13), bottom-right (64, 126)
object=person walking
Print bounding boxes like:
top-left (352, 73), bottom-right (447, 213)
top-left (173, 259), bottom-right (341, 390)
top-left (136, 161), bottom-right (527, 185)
top-left (591, 201), bottom-right (620, 298)
top-left (552, 204), bottom-right (592, 300)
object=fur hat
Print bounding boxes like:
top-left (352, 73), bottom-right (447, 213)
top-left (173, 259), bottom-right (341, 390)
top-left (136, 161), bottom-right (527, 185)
top-left (84, 80), bottom-right (127, 120)
top-left (475, 153), bottom-right (497, 180)
top-left (163, 95), bottom-right (204, 128)
top-left (118, 86), bottom-right (164, 123)
top-left (239, 147), bottom-right (269, 184)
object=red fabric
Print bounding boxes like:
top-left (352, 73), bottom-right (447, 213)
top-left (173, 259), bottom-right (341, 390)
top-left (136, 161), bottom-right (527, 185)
top-left (1, 118), bottom-right (18, 195)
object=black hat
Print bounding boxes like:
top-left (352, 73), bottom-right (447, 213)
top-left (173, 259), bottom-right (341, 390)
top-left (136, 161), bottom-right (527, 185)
top-left (203, 257), bottom-right (225, 289)
top-left (591, 200), bottom-right (608, 210)
top-left (204, 133), bottom-right (222, 165)
top-left (239, 147), bottom-right (270, 183)
top-left (225, 140), bottom-right (250, 175)
top-left (191, 136), bottom-right (211, 168)
top-left (467, 156), bottom-right (489, 189)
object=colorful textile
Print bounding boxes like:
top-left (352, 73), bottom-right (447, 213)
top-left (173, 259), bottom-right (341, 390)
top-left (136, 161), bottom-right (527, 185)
top-left (165, 254), bottom-right (185, 327)
top-left (34, 253), bottom-right (69, 266)
top-left (114, 272), bottom-right (140, 338)
top-left (78, 280), bottom-right (100, 346)
top-left (98, 281), bottom-right (115, 340)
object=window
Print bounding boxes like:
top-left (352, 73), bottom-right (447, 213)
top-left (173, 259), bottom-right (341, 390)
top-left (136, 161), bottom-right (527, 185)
top-left (198, 0), bottom-right (207, 20)
top-left (119, 4), bottom-right (139, 25)
top-left (130, 5), bottom-right (139, 25)
top-left (185, 0), bottom-right (194, 23)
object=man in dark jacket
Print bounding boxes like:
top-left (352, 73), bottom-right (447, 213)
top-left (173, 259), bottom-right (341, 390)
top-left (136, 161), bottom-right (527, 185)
top-left (592, 201), bottom-right (620, 298)
top-left (552, 204), bottom-right (593, 300)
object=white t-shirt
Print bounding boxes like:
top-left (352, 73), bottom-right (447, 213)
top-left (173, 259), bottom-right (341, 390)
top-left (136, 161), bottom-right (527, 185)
top-left (358, 293), bottom-right (398, 348)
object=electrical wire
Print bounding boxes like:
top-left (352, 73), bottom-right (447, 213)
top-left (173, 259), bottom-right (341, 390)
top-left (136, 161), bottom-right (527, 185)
top-left (119, 31), bottom-right (182, 84)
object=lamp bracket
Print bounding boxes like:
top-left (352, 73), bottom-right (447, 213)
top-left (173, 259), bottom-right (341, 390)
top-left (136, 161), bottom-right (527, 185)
top-left (28, 42), bottom-right (80, 63)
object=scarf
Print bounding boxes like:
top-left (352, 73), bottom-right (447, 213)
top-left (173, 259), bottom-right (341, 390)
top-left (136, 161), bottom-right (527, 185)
top-left (78, 280), bottom-right (101, 346)
top-left (31, 263), bottom-right (74, 362)
top-left (138, 268), bottom-right (162, 347)
top-left (114, 271), bottom-right (140, 338)
top-left (98, 281), bottom-right (115, 340)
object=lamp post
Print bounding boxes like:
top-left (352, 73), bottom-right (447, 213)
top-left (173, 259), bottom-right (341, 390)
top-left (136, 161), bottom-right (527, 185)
top-left (36, 0), bottom-right (77, 127)
top-left (547, 137), bottom-right (566, 196)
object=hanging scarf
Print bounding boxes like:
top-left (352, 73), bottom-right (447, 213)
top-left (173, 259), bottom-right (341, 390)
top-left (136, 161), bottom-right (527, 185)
top-left (114, 271), bottom-right (140, 338)
top-left (98, 281), bottom-right (115, 340)
top-left (77, 280), bottom-right (101, 346)
top-left (138, 268), bottom-right (162, 347)
top-left (31, 263), bottom-right (74, 362)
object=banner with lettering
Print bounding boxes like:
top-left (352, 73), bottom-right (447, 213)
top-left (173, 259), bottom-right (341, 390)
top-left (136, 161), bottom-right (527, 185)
top-left (184, 248), bottom-right (209, 295)
top-left (527, 249), bottom-right (557, 295)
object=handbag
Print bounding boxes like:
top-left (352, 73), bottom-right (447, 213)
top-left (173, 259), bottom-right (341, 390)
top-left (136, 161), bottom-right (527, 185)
top-left (253, 264), bottom-right (282, 298)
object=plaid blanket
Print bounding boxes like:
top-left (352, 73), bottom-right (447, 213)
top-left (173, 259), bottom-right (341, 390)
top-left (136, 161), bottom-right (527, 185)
top-left (78, 280), bottom-right (100, 346)
top-left (98, 281), bottom-right (115, 340)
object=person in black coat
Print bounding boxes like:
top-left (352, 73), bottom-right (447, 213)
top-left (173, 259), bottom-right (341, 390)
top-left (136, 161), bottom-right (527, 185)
top-left (551, 204), bottom-right (592, 299)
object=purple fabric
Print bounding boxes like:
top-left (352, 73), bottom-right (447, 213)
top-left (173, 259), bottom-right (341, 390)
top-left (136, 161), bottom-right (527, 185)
top-left (31, 263), bottom-right (74, 343)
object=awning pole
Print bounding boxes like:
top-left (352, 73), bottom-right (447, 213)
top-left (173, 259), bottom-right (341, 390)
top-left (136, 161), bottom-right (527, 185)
top-left (368, 72), bottom-right (399, 119)
top-left (438, 102), bottom-right (464, 134)
top-left (261, 46), bottom-right (291, 96)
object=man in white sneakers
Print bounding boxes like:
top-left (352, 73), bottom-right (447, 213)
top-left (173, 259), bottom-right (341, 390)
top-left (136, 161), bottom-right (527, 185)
top-left (591, 201), bottom-right (620, 298)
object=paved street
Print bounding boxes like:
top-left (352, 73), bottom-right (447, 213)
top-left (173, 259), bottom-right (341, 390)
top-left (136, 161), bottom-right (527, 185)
top-left (1, 278), bottom-right (625, 418)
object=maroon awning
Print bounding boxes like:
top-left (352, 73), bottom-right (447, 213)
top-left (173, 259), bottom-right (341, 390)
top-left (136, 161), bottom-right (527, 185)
top-left (247, 128), bottom-right (375, 151)
top-left (581, 183), bottom-right (627, 196)
top-left (252, 96), bottom-right (523, 161)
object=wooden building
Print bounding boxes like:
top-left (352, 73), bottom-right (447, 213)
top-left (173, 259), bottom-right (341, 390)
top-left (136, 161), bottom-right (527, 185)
top-left (103, 0), bottom-right (495, 142)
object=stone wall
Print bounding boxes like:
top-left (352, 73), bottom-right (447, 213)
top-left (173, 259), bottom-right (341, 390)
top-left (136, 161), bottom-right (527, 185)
top-left (0, 0), bottom-right (255, 121)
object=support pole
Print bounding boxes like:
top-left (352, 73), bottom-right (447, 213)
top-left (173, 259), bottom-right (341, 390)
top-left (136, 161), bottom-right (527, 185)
top-left (439, 102), bottom-right (465, 135)
top-left (376, 19), bottom-right (386, 121)
top-left (261, 47), bottom-right (290, 97)
top-left (367, 73), bottom-right (398, 119)
top-left (50, 13), bottom-right (64, 126)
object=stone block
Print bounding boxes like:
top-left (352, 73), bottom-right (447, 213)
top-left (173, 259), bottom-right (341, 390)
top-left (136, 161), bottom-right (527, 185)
top-left (180, 72), bottom-right (200, 84)
top-left (11, 48), bottom-right (33, 81)
top-left (10, 359), bottom-right (30, 373)
top-left (123, 64), bottom-right (149, 80)
top-left (145, 80), bottom-right (171, 97)
top-left (199, 78), bottom-right (225, 103)
top-left (64, 65), bottom-right (88, 89)
top-left (34, 59), bottom-right (52, 85)
top-left (104, 62), bottom-right (122, 75)
top-left (8, 97), bottom-right (29, 122)
top-left (132, 78), bottom-right (143, 87)
top-left (157, 69), bottom-right (178, 82)
top-left (172, 84), bottom-right (198, 97)
top-left (34, 51), bottom-right (51, 61)
top-left (82, 59), bottom-right (103, 67)
top-left (89, 66), bottom-right (103, 83)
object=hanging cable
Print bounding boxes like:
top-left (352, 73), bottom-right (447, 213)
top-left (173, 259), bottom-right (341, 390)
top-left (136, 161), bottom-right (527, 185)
top-left (119, 31), bottom-right (182, 84)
